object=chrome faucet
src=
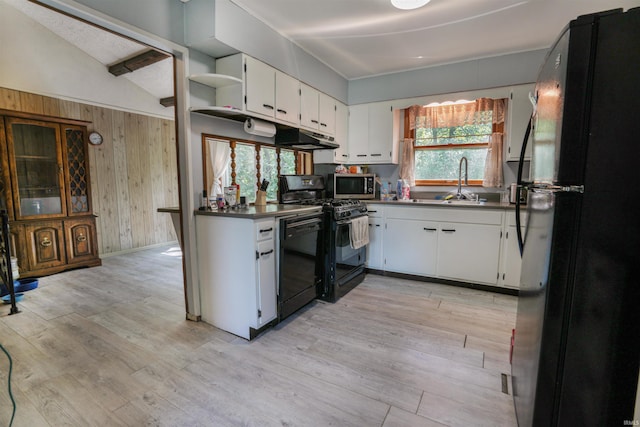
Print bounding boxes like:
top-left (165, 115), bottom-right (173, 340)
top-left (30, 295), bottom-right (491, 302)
top-left (457, 156), bottom-right (468, 199)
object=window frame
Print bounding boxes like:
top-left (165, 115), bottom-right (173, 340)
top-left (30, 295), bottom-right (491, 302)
top-left (201, 133), bottom-right (312, 202)
top-left (404, 109), bottom-right (503, 186)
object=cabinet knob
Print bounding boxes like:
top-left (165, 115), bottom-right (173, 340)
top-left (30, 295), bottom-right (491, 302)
top-left (40, 237), bottom-right (52, 247)
top-left (77, 234), bottom-right (87, 243)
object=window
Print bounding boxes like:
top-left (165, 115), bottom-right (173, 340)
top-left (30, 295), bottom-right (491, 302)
top-left (406, 98), bottom-right (506, 186)
top-left (203, 134), bottom-right (311, 203)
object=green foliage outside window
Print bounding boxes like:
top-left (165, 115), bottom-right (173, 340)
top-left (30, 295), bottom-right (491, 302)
top-left (414, 122), bottom-right (491, 182)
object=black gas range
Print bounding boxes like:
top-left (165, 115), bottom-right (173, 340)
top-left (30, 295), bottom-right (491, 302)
top-left (279, 175), bottom-right (368, 305)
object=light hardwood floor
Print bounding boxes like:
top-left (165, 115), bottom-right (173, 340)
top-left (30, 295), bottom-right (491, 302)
top-left (0, 245), bottom-right (518, 426)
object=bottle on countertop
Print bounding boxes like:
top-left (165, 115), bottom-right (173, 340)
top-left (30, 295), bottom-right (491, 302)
top-left (201, 189), bottom-right (208, 210)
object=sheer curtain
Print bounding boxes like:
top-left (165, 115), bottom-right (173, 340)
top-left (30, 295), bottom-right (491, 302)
top-left (206, 138), bottom-right (231, 197)
top-left (408, 98), bottom-right (505, 188)
top-left (398, 138), bottom-right (415, 186)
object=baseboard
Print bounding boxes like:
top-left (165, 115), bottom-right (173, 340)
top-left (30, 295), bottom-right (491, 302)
top-left (99, 241), bottom-right (180, 259)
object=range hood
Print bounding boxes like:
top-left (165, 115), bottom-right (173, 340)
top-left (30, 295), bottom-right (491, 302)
top-left (275, 128), bottom-right (339, 150)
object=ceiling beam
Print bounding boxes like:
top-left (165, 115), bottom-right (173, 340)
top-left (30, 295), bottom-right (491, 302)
top-left (109, 50), bottom-right (169, 76)
top-left (160, 97), bottom-right (175, 108)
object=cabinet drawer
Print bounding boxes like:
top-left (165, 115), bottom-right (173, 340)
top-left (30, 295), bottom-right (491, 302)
top-left (255, 220), bottom-right (275, 241)
top-left (365, 204), bottom-right (384, 218)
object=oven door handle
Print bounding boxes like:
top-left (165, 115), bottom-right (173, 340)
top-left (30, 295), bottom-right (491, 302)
top-left (286, 216), bottom-right (323, 229)
top-left (335, 214), bottom-right (367, 226)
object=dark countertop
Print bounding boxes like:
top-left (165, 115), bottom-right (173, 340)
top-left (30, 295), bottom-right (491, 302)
top-left (364, 199), bottom-right (515, 209)
top-left (158, 207), bottom-right (180, 213)
top-left (193, 204), bottom-right (323, 219)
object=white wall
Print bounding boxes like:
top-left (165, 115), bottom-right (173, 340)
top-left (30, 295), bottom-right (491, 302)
top-left (349, 49), bottom-right (546, 105)
top-left (0, 1), bottom-right (173, 119)
top-left (62, 0), bottom-right (185, 45)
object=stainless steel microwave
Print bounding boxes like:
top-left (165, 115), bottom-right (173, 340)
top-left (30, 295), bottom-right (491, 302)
top-left (329, 174), bottom-right (376, 199)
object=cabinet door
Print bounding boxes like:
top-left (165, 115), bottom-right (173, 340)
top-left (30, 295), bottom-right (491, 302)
top-left (275, 70), bottom-right (299, 125)
top-left (244, 56), bottom-right (276, 117)
top-left (505, 84), bottom-right (535, 161)
top-left (313, 101), bottom-right (348, 164)
top-left (499, 226), bottom-right (524, 289)
top-left (348, 104), bottom-right (369, 162)
top-left (366, 217), bottom-right (384, 270)
top-left (256, 239), bottom-right (277, 325)
top-left (368, 101), bottom-right (394, 163)
top-left (63, 125), bottom-right (91, 215)
top-left (0, 120), bottom-right (14, 221)
top-left (300, 84), bottom-right (320, 130)
top-left (384, 218), bottom-right (438, 276)
top-left (318, 93), bottom-right (336, 136)
top-left (24, 221), bottom-right (66, 271)
top-left (334, 101), bottom-right (349, 162)
top-left (437, 222), bottom-right (501, 284)
top-left (8, 223), bottom-right (27, 272)
top-left (6, 118), bottom-right (66, 219)
top-left (64, 217), bottom-right (98, 264)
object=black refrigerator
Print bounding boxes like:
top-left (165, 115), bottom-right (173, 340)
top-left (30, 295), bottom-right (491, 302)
top-left (511, 8), bottom-right (640, 427)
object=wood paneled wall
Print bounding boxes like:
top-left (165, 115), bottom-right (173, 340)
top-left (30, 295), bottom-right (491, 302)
top-left (0, 87), bottom-right (179, 255)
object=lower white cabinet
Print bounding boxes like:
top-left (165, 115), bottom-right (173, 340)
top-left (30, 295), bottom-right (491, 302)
top-left (384, 218), bottom-right (438, 277)
top-left (382, 205), bottom-right (507, 286)
top-left (366, 216), bottom-right (384, 270)
top-left (498, 211), bottom-right (527, 289)
top-left (196, 215), bottom-right (277, 339)
top-left (437, 222), bottom-right (502, 285)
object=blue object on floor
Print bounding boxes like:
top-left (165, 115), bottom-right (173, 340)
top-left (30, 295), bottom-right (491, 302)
top-left (0, 278), bottom-right (38, 297)
top-left (15, 278), bottom-right (38, 293)
top-left (2, 293), bottom-right (23, 303)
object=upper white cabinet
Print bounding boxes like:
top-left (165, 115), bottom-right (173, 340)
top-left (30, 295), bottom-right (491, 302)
top-left (275, 71), bottom-right (300, 125)
top-left (244, 55), bottom-right (277, 118)
top-left (199, 53), bottom-right (301, 127)
top-left (314, 101), bottom-right (349, 164)
top-left (505, 83), bottom-right (535, 162)
top-left (348, 101), bottom-right (399, 164)
top-left (300, 83), bottom-right (336, 136)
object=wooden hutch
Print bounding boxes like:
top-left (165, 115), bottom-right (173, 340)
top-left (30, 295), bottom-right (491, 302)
top-left (0, 110), bottom-right (100, 278)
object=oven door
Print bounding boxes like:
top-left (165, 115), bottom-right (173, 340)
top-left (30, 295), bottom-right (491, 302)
top-left (278, 213), bottom-right (323, 320)
top-left (333, 216), bottom-right (366, 294)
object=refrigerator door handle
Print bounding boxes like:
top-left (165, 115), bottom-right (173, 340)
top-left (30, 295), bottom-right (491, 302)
top-left (516, 114), bottom-right (534, 256)
top-left (534, 184), bottom-right (585, 193)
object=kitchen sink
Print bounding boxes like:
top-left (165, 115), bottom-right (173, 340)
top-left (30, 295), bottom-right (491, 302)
top-left (441, 199), bottom-right (486, 205)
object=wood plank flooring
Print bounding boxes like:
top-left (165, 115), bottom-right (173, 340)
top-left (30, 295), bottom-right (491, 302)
top-left (0, 245), bottom-right (518, 426)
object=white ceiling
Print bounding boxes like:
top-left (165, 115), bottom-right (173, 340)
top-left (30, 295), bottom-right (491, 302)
top-left (3, 0), bottom-right (175, 101)
top-left (230, 0), bottom-right (640, 79)
top-left (6, 0), bottom-right (640, 102)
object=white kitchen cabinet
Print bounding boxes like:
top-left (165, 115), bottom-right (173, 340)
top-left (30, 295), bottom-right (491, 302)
top-left (196, 215), bottom-right (277, 339)
top-left (348, 104), bottom-right (370, 163)
top-left (384, 218), bottom-right (438, 276)
top-left (498, 211), bottom-right (527, 289)
top-left (275, 70), bottom-right (300, 125)
top-left (314, 101), bottom-right (349, 164)
top-left (437, 222), bottom-right (502, 285)
top-left (505, 83), bottom-right (535, 162)
top-left (244, 55), bottom-right (276, 118)
top-left (212, 53), bottom-right (299, 126)
top-left (300, 83), bottom-right (336, 136)
top-left (348, 101), bottom-right (399, 164)
top-left (365, 205), bottom-right (384, 270)
top-left (383, 205), bottom-right (504, 286)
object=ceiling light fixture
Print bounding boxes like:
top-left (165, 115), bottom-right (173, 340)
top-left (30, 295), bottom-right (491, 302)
top-left (391, 0), bottom-right (431, 10)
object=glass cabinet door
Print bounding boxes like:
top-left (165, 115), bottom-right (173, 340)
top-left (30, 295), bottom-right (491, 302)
top-left (6, 118), bottom-right (66, 218)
